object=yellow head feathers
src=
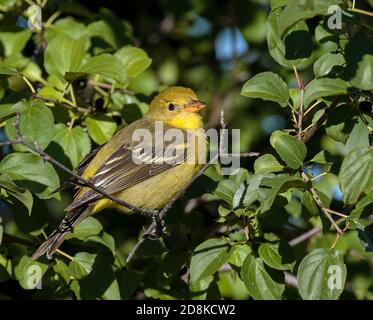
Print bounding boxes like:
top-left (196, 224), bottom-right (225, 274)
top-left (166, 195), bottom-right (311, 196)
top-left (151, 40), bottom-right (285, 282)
top-left (147, 86), bottom-right (206, 129)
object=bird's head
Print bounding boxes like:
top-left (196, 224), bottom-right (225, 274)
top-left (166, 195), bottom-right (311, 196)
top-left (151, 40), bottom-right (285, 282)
top-left (147, 86), bottom-right (206, 129)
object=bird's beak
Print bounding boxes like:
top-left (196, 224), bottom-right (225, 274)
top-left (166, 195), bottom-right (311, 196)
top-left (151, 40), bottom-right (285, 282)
top-left (183, 100), bottom-right (206, 113)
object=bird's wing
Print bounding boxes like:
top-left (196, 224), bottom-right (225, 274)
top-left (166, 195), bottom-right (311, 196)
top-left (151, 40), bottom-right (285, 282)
top-left (65, 121), bottom-right (195, 211)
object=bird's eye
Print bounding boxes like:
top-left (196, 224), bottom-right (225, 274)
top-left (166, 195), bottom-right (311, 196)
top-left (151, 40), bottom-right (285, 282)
top-left (168, 103), bottom-right (175, 111)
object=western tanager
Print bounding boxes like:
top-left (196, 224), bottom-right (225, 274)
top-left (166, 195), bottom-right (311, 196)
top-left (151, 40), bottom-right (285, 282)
top-left (32, 86), bottom-right (207, 260)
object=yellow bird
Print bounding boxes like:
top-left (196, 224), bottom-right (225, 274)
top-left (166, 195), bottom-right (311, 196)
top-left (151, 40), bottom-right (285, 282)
top-left (32, 86), bottom-right (207, 259)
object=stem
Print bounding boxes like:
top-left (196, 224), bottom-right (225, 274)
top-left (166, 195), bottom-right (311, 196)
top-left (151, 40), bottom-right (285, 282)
top-left (45, 11), bottom-right (61, 26)
top-left (69, 85), bottom-right (77, 107)
top-left (304, 100), bottom-right (322, 117)
top-left (310, 171), bottom-right (327, 181)
top-left (55, 249), bottom-right (74, 261)
top-left (22, 76), bottom-right (36, 94)
top-left (34, 95), bottom-right (93, 114)
top-left (324, 208), bottom-right (348, 219)
top-left (348, 8), bottom-right (373, 17)
top-left (302, 172), bottom-right (345, 235)
top-left (88, 80), bottom-right (135, 95)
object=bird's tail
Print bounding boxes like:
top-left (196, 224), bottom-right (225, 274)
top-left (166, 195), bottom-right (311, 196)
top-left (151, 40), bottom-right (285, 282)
top-left (31, 206), bottom-right (91, 260)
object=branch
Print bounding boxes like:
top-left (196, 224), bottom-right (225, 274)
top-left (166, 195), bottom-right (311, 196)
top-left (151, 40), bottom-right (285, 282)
top-left (288, 227), bottom-right (322, 246)
top-left (300, 97), bottom-right (340, 143)
top-left (302, 172), bottom-right (344, 235)
top-left (6, 113), bottom-right (159, 218)
top-left (88, 80), bottom-right (135, 95)
top-left (33, 95), bottom-right (94, 115)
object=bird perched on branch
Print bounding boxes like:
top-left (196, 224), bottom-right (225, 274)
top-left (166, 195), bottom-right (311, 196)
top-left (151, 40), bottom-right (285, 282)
top-left (32, 86), bottom-right (207, 259)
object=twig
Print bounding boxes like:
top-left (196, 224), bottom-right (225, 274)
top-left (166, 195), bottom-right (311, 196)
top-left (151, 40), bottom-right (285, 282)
top-left (33, 95), bottom-right (94, 114)
top-left (126, 111), bottom-right (259, 264)
top-left (88, 80), bottom-right (135, 95)
top-left (302, 172), bottom-right (344, 235)
top-left (300, 97), bottom-right (340, 143)
top-left (289, 227), bottom-right (322, 246)
top-left (55, 249), bottom-right (74, 261)
top-left (22, 76), bottom-right (36, 94)
top-left (348, 8), bottom-right (373, 17)
top-left (293, 65), bottom-right (305, 140)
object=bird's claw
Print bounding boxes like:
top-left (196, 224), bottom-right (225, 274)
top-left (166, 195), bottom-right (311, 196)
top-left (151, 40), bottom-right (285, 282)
top-left (148, 216), bottom-right (167, 239)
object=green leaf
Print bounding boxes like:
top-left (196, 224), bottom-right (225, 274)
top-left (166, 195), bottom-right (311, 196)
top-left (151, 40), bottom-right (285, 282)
top-left (339, 147), bottom-right (373, 204)
top-left (0, 153), bottom-right (60, 199)
top-left (344, 120), bottom-right (370, 154)
top-left (357, 224), bottom-right (373, 252)
top-left (254, 154), bottom-right (283, 173)
top-left (78, 54), bottom-right (126, 84)
top-left (69, 252), bottom-right (96, 279)
top-left (66, 217), bottom-right (103, 240)
top-left (5, 100), bottom-right (54, 151)
top-left (0, 30), bottom-right (31, 56)
top-left (84, 232), bottom-right (115, 253)
top-left (189, 238), bottom-right (232, 284)
top-left (215, 179), bottom-right (239, 206)
top-left (118, 270), bottom-right (141, 299)
top-left (345, 31), bottom-right (373, 91)
top-left (53, 260), bottom-right (71, 283)
top-left (259, 174), bottom-right (306, 212)
top-left (270, 0), bottom-right (290, 10)
top-left (241, 72), bottom-right (289, 107)
top-left (86, 115), bottom-right (117, 145)
top-left (304, 78), bottom-right (349, 108)
top-left (233, 173), bottom-right (272, 209)
top-left (86, 20), bottom-right (118, 48)
top-left (241, 254), bottom-right (285, 300)
top-left (114, 47), bottom-right (152, 78)
top-left (16, 256), bottom-right (48, 290)
top-left (69, 252), bottom-right (120, 300)
top-left (313, 53), bottom-right (345, 78)
top-left (325, 104), bottom-right (358, 143)
top-left (258, 242), bottom-right (295, 271)
top-left (267, 11), bottom-right (311, 68)
top-left (52, 124), bottom-right (91, 168)
top-left (36, 86), bottom-right (63, 101)
top-left (270, 130), bottom-right (307, 169)
top-left (350, 54), bottom-right (373, 91)
top-left (278, 1), bottom-right (343, 36)
top-left (228, 244), bottom-right (252, 267)
top-left (0, 100), bottom-right (27, 119)
top-left (44, 34), bottom-right (88, 77)
top-left (0, 174), bottom-right (33, 214)
top-left (302, 190), bottom-right (320, 216)
top-left (284, 28), bottom-right (313, 60)
top-left (297, 248), bottom-right (346, 300)
top-left (0, 65), bottom-right (18, 75)
top-left (45, 17), bottom-right (86, 41)
top-left (162, 250), bottom-right (189, 276)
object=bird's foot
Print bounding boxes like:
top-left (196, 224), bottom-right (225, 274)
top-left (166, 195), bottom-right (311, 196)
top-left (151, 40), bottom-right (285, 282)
top-left (148, 216), bottom-right (167, 239)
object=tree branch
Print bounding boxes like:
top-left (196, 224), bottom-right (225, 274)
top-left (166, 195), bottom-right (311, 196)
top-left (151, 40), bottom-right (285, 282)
top-left (300, 97), bottom-right (340, 143)
top-left (33, 95), bottom-right (94, 115)
top-left (6, 113), bottom-right (159, 217)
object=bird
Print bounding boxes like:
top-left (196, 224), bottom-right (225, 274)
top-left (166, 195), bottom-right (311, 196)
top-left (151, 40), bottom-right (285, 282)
top-left (31, 86), bottom-right (207, 260)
